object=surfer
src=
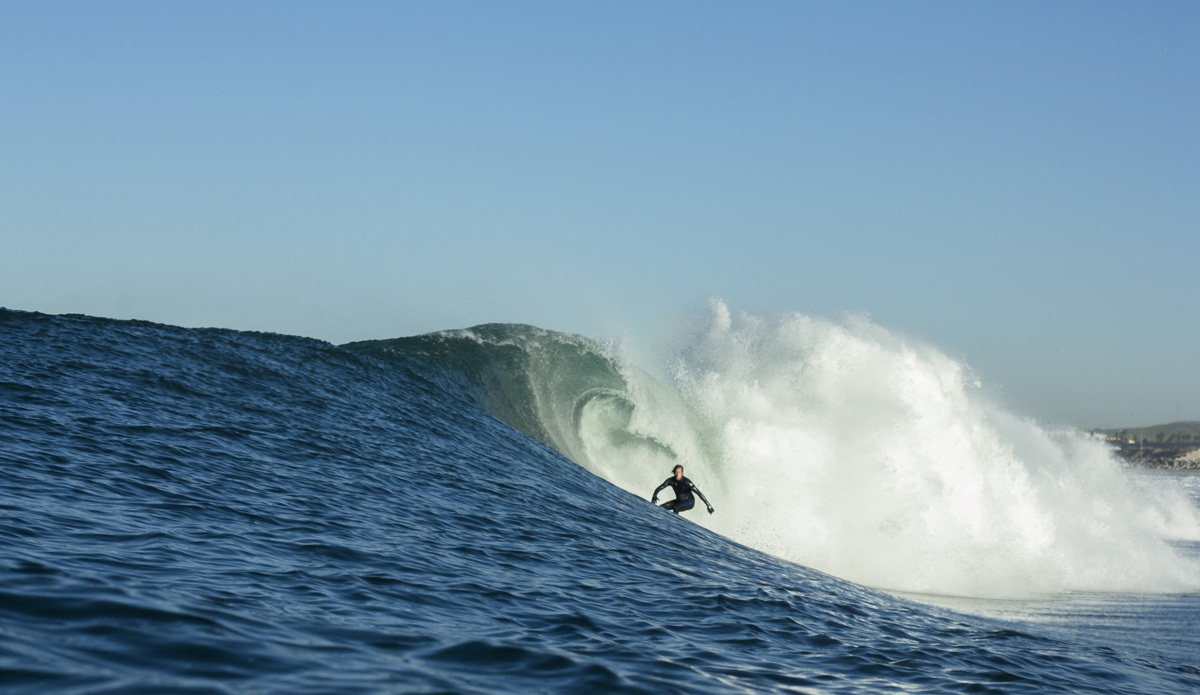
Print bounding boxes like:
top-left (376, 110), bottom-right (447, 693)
top-left (651, 465), bottom-right (714, 515)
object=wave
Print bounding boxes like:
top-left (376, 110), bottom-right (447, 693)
top-left (349, 300), bottom-right (1200, 599)
top-left (5, 307), bottom-right (1199, 693)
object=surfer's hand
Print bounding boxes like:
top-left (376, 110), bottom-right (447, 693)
top-left (651, 496), bottom-right (658, 504)
top-left (707, 505), bottom-right (714, 514)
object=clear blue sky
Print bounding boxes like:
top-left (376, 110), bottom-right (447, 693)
top-left (2, 1), bottom-right (1197, 427)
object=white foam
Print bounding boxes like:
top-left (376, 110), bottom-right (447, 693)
top-left (575, 300), bottom-right (1200, 598)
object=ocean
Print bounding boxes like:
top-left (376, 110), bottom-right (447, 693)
top-left (1, 305), bottom-right (1197, 694)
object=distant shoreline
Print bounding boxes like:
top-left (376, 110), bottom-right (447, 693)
top-left (1084, 421), bottom-right (1200, 469)
top-left (1111, 443), bottom-right (1200, 470)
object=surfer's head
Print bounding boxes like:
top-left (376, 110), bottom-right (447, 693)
top-left (673, 465), bottom-right (683, 480)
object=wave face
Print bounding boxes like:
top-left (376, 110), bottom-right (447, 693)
top-left (3, 307), bottom-right (1199, 694)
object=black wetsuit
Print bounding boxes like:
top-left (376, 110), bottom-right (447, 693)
top-left (652, 475), bottom-right (712, 514)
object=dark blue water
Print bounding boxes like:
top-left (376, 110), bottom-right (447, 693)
top-left (1, 309), bottom-right (1197, 694)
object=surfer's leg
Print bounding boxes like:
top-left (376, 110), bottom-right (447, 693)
top-left (662, 499), bottom-right (694, 514)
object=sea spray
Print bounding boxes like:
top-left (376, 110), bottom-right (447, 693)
top-left (653, 300), bottom-right (1200, 597)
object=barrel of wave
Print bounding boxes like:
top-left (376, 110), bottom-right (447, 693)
top-left (508, 340), bottom-right (697, 496)
top-left (342, 324), bottom-right (719, 511)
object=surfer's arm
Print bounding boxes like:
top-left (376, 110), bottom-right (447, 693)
top-left (651, 478), bottom-right (670, 503)
top-left (693, 485), bottom-right (714, 513)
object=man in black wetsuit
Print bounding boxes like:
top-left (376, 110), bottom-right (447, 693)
top-left (651, 465), bottom-right (714, 515)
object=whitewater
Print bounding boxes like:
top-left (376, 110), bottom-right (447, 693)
top-left (2, 304), bottom-right (1198, 694)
